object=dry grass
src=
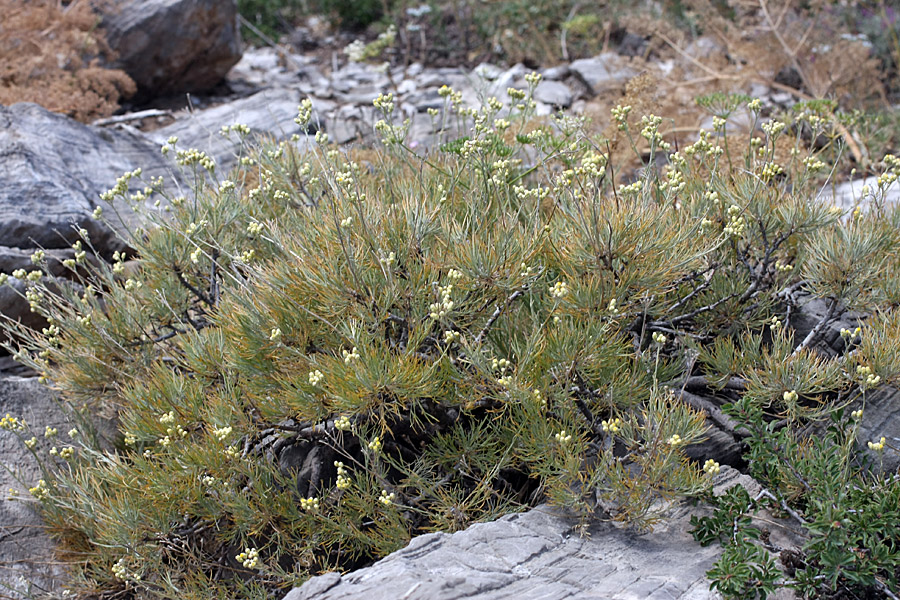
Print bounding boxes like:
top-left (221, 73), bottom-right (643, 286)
top-left (0, 0), bottom-right (135, 122)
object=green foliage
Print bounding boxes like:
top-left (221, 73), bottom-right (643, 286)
top-left (691, 409), bottom-right (900, 599)
top-left (2, 79), bottom-right (900, 599)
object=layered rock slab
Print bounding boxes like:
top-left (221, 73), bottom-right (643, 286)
top-left (0, 377), bottom-right (73, 598)
top-left (0, 102), bottom-right (173, 254)
top-left (285, 505), bottom-right (723, 600)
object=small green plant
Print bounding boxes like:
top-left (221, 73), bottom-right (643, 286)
top-left (2, 77), bottom-right (900, 599)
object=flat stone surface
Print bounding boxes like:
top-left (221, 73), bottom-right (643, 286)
top-left (570, 53), bottom-right (638, 95)
top-left (534, 80), bottom-right (573, 108)
top-left (0, 376), bottom-right (73, 598)
top-left (0, 103), bottom-right (170, 254)
top-left (285, 504), bottom-right (723, 600)
top-left (817, 177), bottom-right (900, 211)
top-left (150, 87), bottom-right (308, 176)
top-left (283, 467), bottom-right (798, 600)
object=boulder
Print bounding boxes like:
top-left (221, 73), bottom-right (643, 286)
top-left (149, 87), bottom-right (310, 175)
top-left (99, 0), bottom-right (242, 99)
top-left (570, 53), bottom-right (639, 96)
top-left (534, 80), bottom-right (573, 108)
top-left (817, 177), bottom-right (900, 212)
top-left (0, 376), bottom-right (74, 597)
top-left (284, 467), bottom-right (797, 600)
top-left (0, 103), bottom-right (175, 255)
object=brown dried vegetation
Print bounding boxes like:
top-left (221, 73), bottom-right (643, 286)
top-left (0, 0), bottom-right (135, 122)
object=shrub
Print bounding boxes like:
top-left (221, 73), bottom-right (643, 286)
top-left (2, 80), bottom-right (900, 599)
top-left (0, 0), bottom-right (135, 122)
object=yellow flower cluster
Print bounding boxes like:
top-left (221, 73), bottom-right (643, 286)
top-left (308, 370), bottom-right (324, 387)
top-left (175, 148), bottom-right (215, 171)
top-left (379, 490), bottom-right (396, 505)
top-left (236, 547), bottom-right (261, 569)
top-left (857, 365), bottom-right (881, 389)
top-left (112, 557), bottom-right (142, 582)
top-left (867, 437), bottom-right (886, 452)
top-left (29, 478), bottom-right (49, 500)
top-left (0, 413), bottom-right (26, 432)
top-left (611, 104), bottom-right (632, 130)
top-left (429, 283), bottom-right (455, 319)
top-left (639, 115), bottom-right (671, 151)
top-left (703, 459), bottom-right (721, 474)
top-left (549, 280), bottom-right (569, 299)
top-left (334, 461), bottom-right (352, 490)
top-left (212, 426), bottom-right (232, 442)
top-left (554, 430), bottom-right (572, 444)
top-left (300, 497), bottom-right (320, 511)
top-left (601, 418), bottom-right (622, 434)
top-left (723, 205), bottom-right (746, 237)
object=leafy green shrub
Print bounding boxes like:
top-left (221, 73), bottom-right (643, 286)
top-left (2, 80), bottom-right (900, 599)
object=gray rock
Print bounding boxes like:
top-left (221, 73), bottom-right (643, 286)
top-left (472, 63), bottom-right (504, 80)
top-left (150, 88), bottom-right (307, 176)
top-left (0, 103), bottom-right (173, 255)
top-left (416, 69), bottom-right (467, 89)
top-left (406, 89), bottom-right (445, 111)
top-left (850, 385), bottom-right (900, 474)
top-left (0, 376), bottom-right (76, 597)
top-left (789, 292), bottom-right (866, 357)
top-left (227, 47), bottom-right (315, 92)
top-left (284, 497), bottom-right (725, 599)
top-left (618, 32), bottom-right (649, 58)
top-left (570, 53), bottom-right (638, 95)
top-left (0, 247), bottom-right (77, 278)
top-left (699, 109), bottom-right (755, 136)
top-left (817, 177), bottom-right (900, 212)
top-left (100, 0), bottom-right (242, 98)
top-left (534, 80), bottom-right (573, 108)
top-left (325, 105), bottom-right (377, 145)
top-left (0, 276), bottom-right (48, 347)
top-left (283, 467), bottom-right (798, 600)
top-left (335, 84), bottom-right (390, 106)
top-left (541, 65), bottom-right (571, 81)
top-left (396, 79), bottom-right (417, 95)
top-left (684, 37), bottom-right (725, 60)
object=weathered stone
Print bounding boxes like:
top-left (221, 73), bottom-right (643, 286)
top-left (283, 465), bottom-right (800, 600)
top-left (850, 385), bottom-right (900, 474)
top-left (789, 292), bottom-right (866, 357)
top-left (570, 53), bottom-right (638, 95)
top-left (0, 103), bottom-right (172, 255)
top-left (699, 109), bottom-right (755, 135)
top-left (0, 376), bottom-right (74, 597)
top-left (534, 80), bottom-right (573, 108)
top-left (100, 0), bottom-right (242, 98)
top-left (817, 177), bottom-right (900, 212)
top-left (0, 276), bottom-right (47, 341)
top-left (0, 247), bottom-right (77, 278)
top-left (227, 47), bottom-right (316, 93)
top-left (541, 64), bottom-right (571, 80)
top-left (471, 63), bottom-right (503, 80)
top-left (406, 89), bottom-right (445, 111)
top-left (324, 105), bottom-right (377, 145)
top-left (150, 87), bottom-right (308, 176)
